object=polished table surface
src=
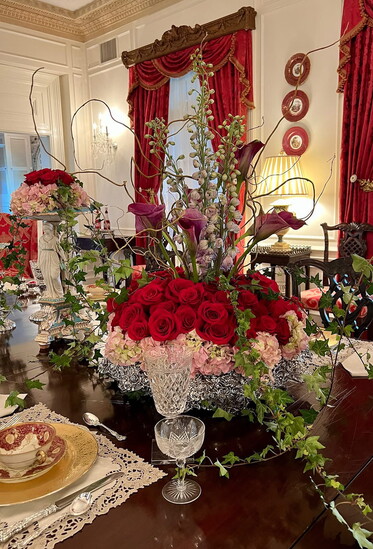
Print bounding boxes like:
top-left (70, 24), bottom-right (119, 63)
top-left (1, 303), bottom-right (372, 549)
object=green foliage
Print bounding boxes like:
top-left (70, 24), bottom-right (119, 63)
top-left (299, 408), bottom-right (319, 425)
top-left (0, 375), bottom-right (7, 383)
top-left (25, 379), bottom-right (46, 390)
top-left (309, 339), bottom-right (330, 356)
top-left (350, 523), bottom-right (373, 549)
top-left (5, 391), bottom-right (25, 409)
top-left (212, 408), bottom-right (234, 421)
top-left (214, 459), bottom-right (230, 478)
top-left (221, 452), bottom-right (241, 465)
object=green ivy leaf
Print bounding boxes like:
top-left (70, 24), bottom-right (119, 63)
top-left (300, 408), bottom-right (319, 424)
top-left (214, 459), bottom-right (230, 478)
top-left (350, 523), bottom-right (373, 549)
top-left (309, 339), bottom-right (330, 357)
top-left (0, 375), bottom-right (7, 383)
top-left (212, 408), bottom-right (234, 421)
top-left (221, 451), bottom-right (240, 465)
top-left (25, 379), bottom-right (45, 390)
top-left (5, 391), bottom-right (25, 409)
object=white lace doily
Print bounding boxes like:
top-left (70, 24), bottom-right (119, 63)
top-left (0, 403), bottom-right (165, 549)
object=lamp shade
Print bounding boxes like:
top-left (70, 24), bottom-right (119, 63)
top-left (256, 154), bottom-right (308, 197)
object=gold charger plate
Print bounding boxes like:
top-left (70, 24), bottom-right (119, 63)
top-left (0, 423), bottom-right (98, 506)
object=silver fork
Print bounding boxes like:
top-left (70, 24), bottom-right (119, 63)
top-left (0, 413), bottom-right (21, 430)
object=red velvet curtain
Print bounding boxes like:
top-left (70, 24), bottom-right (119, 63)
top-left (128, 30), bottom-right (254, 203)
top-left (128, 30), bottom-right (254, 256)
top-left (338, 0), bottom-right (373, 258)
top-left (0, 214), bottom-right (38, 278)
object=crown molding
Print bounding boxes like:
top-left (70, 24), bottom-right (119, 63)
top-left (0, 0), bottom-right (182, 42)
top-left (122, 6), bottom-right (256, 67)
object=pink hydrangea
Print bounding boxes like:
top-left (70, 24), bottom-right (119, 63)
top-left (251, 331), bottom-right (282, 369)
top-left (280, 310), bottom-right (309, 360)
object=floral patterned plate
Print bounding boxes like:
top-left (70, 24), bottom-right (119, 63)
top-left (0, 435), bottom-right (66, 483)
top-left (284, 53), bottom-right (311, 85)
top-left (0, 423), bottom-right (98, 505)
top-left (281, 90), bottom-right (309, 122)
top-left (282, 126), bottom-right (309, 156)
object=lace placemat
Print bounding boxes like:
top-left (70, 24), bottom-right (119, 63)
top-left (0, 403), bottom-right (166, 549)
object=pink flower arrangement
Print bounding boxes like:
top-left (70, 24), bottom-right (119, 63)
top-left (10, 169), bottom-right (89, 216)
top-left (104, 270), bottom-right (309, 376)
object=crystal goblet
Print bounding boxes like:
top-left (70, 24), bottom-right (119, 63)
top-left (144, 345), bottom-right (192, 418)
top-left (154, 415), bottom-right (205, 504)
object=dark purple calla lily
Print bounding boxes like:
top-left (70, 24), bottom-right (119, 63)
top-left (128, 202), bottom-right (165, 234)
top-left (252, 210), bottom-right (306, 243)
top-left (236, 140), bottom-right (265, 182)
top-left (178, 208), bottom-right (208, 245)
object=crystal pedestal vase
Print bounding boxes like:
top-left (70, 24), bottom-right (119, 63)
top-left (144, 347), bottom-right (193, 418)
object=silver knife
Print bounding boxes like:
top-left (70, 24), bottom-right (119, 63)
top-left (0, 471), bottom-right (123, 543)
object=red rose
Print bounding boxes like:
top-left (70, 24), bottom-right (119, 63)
top-left (54, 169), bottom-right (74, 185)
top-left (119, 303), bottom-right (146, 331)
top-left (151, 267), bottom-right (185, 280)
top-left (246, 318), bottom-right (258, 339)
top-left (276, 318), bottom-right (291, 345)
top-left (165, 278), bottom-right (195, 302)
top-left (131, 279), bottom-right (165, 306)
top-left (212, 290), bottom-right (230, 305)
top-left (127, 319), bottom-right (150, 341)
top-left (176, 305), bottom-right (197, 333)
top-left (238, 290), bottom-right (259, 311)
top-left (198, 301), bottom-right (228, 324)
top-left (39, 169), bottom-right (58, 186)
top-left (149, 301), bottom-right (178, 314)
top-left (255, 315), bottom-right (277, 334)
top-left (179, 283), bottom-right (205, 306)
top-left (148, 310), bottom-right (179, 341)
top-left (128, 278), bottom-right (139, 294)
top-left (107, 297), bottom-right (120, 313)
top-left (267, 298), bottom-right (302, 320)
top-left (251, 302), bottom-right (268, 317)
top-left (24, 170), bottom-right (41, 185)
top-left (196, 316), bottom-right (236, 345)
top-left (250, 272), bottom-right (279, 294)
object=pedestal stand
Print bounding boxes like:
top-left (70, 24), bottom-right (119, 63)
top-left (35, 297), bottom-right (91, 351)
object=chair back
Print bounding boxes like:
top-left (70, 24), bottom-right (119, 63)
top-left (289, 256), bottom-right (373, 339)
top-left (321, 222), bottom-right (373, 263)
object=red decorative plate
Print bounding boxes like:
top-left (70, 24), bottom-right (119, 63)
top-left (282, 126), bottom-right (309, 155)
top-left (281, 90), bottom-right (309, 122)
top-left (284, 53), bottom-right (311, 86)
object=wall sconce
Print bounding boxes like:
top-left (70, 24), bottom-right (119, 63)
top-left (256, 152), bottom-right (308, 250)
top-left (92, 114), bottom-right (117, 165)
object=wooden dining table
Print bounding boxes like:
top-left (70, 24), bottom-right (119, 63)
top-left (1, 302), bottom-right (372, 549)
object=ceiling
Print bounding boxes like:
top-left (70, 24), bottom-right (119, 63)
top-left (0, 0), bottom-right (179, 42)
top-left (38, 0), bottom-right (95, 8)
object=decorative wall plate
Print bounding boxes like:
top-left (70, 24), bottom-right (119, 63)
top-left (284, 53), bottom-right (311, 85)
top-left (281, 90), bottom-right (309, 122)
top-left (282, 126), bottom-right (309, 155)
top-left (0, 423), bottom-right (98, 505)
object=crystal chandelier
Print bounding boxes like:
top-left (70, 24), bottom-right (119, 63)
top-left (92, 117), bottom-right (117, 165)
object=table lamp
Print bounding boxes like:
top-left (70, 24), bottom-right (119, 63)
top-left (256, 152), bottom-right (308, 250)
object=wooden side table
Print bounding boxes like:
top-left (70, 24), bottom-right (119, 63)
top-left (250, 245), bottom-right (311, 297)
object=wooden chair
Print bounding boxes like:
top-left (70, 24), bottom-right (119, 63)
top-left (322, 222), bottom-right (373, 263)
top-left (300, 222), bottom-right (373, 311)
top-left (290, 256), bottom-right (373, 339)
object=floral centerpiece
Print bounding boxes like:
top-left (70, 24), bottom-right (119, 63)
top-left (103, 51), bottom-right (309, 396)
top-left (10, 168), bottom-right (89, 216)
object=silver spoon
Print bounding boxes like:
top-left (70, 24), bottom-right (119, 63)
top-left (83, 412), bottom-right (127, 441)
top-left (19, 492), bottom-right (92, 548)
